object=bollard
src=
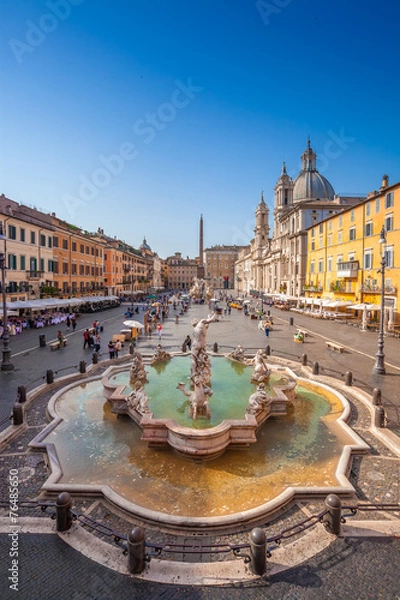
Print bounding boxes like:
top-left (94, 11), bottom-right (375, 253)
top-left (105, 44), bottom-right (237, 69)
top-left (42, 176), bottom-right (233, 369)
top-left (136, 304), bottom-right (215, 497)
top-left (92, 352), bottom-right (98, 364)
top-left (265, 345), bottom-right (270, 356)
top-left (249, 527), bottom-right (266, 575)
top-left (213, 342), bottom-right (218, 353)
top-left (289, 317), bottom-right (294, 326)
top-left (323, 494), bottom-right (342, 535)
top-left (12, 403), bottom-right (24, 425)
top-left (312, 361), bottom-right (319, 375)
top-left (129, 342), bottom-right (135, 354)
top-left (17, 385), bottom-right (27, 403)
top-left (345, 371), bottom-right (353, 386)
top-left (56, 492), bottom-right (73, 532)
top-left (46, 369), bottom-right (54, 384)
top-left (79, 360), bottom-right (86, 374)
top-left (39, 334), bottom-right (46, 347)
top-left (267, 310), bottom-right (270, 316)
top-left (372, 388), bottom-right (382, 406)
top-left (375, 406), bottom-right (385, 428)
top-left (127, 527), bottom-right (146, 574)
top-left (301, 353), bottom-right (308, 366)
top-left (182, 342), bottom-right (187, 353)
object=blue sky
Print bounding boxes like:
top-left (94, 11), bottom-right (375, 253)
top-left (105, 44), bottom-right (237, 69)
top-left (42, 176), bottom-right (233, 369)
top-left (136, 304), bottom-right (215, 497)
top-left (1, 0), bottom-right (399, 258)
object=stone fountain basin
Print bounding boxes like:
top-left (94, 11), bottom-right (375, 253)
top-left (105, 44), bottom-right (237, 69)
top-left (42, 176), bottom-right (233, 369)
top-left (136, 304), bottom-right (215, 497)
top-left (101, 360), bottom-right (295, 459)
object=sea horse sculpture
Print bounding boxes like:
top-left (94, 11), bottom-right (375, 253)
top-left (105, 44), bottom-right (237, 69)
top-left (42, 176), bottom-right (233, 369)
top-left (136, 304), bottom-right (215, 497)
top-left (176, 376), bottom-right (213, 420)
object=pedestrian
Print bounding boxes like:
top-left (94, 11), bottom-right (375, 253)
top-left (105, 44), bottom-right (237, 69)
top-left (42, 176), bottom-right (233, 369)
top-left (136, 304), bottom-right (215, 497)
top-left (264, 323), bottom-right (270, 337)
top-left (57, 330), bottom-right (66, 348)
top-left (94, 332), bottom-right (101, 353)
top-left (114, 339), bottom-right (122, 357)
top-left (184, 335), bottom-right (192, 351)
top-left (71, 316), bottom-right (77, 331)
top-left (66, 316), bottom-right (71, 330)
top-left (83, 328), bottom-right (90, 349)
top-left (108, 340), bottom-right (115, 359)
top-left (157, 323), bottom-right (163, 339)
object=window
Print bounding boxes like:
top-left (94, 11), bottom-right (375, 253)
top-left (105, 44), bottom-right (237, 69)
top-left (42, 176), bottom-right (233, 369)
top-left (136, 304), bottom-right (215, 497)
top-left (86, 246), bottom-right (90, 254)
top-left (319, 223), bottom-right (323, 234)
top-left (31, 231), bottom-right (36, 244)
top-left (364, 251), bottom-right (372, 270)
top-left (63, 239), bottom-right (68, 250)
top-left (63, 262), bottom-right (68, 275)
top-left (40, 234), bottom-right (46, 247)
top-left (349, 227), bottom-right (356, 241)
top-left (20, 228), bottom-right (25, 242)
top-left (365, 222), bottom-right (373, 236)
top-left (48, 236), bottom-right (52, 248)
top-left (53, 261), bottom-right (59, 274)
top-left (385, 192), bottom-right (394, 208)
top-left (311, 228), bottom-right (315, 238)
top-left (20, 255), bottom-right (26, 270)
top-left (385, 215), bottom-right (393, 231)
top-left (318, 259), bottom-right (323, 273)
top-left (385, 246), bottom-right (394, 268)
top-left (366, 202), bottom-right (370, 216)
top-left (40, 258), bottom-right (44, 271)
top-left (8, 225), bottom-right (17, 239)
top-left (310, 261), bottom-right (315, 274)
top-left (8, 254), bottom-right (17, 269)
top-left (53, 236), bottom-right (59, 248)
top-left (72, 263), bottom-right (77, 275)
top-left (327, 256), bottom-right (332, 272)
top-left (328, 234), bottom-right (332, 246)
top-left (339, 215), bottom-right (342, 227)
top-left (72, 242), bottom-right (77, 252)
top-left (328, 220), bottom-right (332, 231)
top-left (338, 231), bottom-right (342, 244)
top-left (375, 197), bottom-right (380, 213)
top-left (350, 209), bottom-right (355, 222)
top-left (80, 244), bottom-right (84, 253)
top-left (311, 241), bottom-right (315, 251)
top-left (48, 260), bottom-right (54, 272)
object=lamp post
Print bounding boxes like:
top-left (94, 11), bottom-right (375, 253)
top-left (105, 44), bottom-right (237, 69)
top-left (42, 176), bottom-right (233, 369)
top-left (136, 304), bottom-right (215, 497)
top-left (0, 227), bottom-right (14, 371)
top-left (372, 226), bottom-right (386, 375)
top-left (130, 269), bottom-right (135, 313)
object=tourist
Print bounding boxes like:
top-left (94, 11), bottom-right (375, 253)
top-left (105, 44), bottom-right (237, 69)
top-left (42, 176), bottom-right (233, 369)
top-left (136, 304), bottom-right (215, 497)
top-left (157, 323), bottom-right (163, 339)
top-left (108, 340), bottom-right (115, 359)
top-left (57, 330), bottom-right (66, 348)
top-left (94, 332), bottom-right (101, 353)
top-left (114, 339), bottom-right (122, 357)
top-left (83, 328), bottom-right (91, 349)
top-left (184, 335), bottom-right (192, 351)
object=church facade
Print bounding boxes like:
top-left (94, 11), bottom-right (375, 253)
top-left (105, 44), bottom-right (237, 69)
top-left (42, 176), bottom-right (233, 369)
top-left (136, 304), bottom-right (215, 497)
top-left (235, 141), bottom-right (364, 297)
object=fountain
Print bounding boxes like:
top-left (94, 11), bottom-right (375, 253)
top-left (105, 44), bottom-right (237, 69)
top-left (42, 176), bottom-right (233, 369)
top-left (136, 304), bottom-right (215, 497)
top-left (102, 313), bottom-right (296, 459)
top-left (29, 308), bottom-right (369, 528)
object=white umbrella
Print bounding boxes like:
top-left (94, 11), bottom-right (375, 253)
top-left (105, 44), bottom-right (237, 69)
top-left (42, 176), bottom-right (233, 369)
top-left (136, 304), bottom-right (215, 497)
top-left (123, 320), bottom-right (144, 329)
top-left (242, 300), bottom-right (252, 304)
top-left (210, 298), bottom-right (219, 302)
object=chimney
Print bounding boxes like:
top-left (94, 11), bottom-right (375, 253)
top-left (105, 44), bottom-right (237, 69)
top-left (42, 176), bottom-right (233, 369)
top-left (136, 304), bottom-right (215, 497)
top-left (381, 174), bottom-right (389, 189)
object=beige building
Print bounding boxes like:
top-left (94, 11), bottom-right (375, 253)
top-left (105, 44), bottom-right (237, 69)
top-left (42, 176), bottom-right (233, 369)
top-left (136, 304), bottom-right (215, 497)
top-left (204, 245), bottom-right (244, 290)
top-left (0, 195), bottom-right (55, 302)
top-left (165, 252), bottom-right (198, 290)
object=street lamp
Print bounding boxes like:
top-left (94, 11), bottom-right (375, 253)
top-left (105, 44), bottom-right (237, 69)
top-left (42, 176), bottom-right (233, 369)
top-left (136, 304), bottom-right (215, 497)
top-left (0, 226), bottom-right (14, 371)
top-left (372, 226), bottom-right (386, 375)
top-left (130, 268), bottom-right (135, 313)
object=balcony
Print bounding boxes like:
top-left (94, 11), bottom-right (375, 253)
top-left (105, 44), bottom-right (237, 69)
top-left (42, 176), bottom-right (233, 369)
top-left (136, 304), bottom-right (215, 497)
top-left (26, 270), bottom-right (44, 281)
top-left (359, 284), bottom-right (397, 294)
top-left (337, 260), bottom-right (359, 278)
top-left (303, 284), bottom-right (323, 293)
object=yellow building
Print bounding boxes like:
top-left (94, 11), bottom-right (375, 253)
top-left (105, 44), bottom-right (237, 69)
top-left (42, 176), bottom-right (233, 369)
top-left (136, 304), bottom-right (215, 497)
top-left (306, 175), bottom-right (399, 324)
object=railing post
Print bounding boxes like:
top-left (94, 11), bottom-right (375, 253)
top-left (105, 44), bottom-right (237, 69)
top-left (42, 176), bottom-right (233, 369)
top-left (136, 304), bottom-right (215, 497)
top-left (265, 345), bottom-right (270, 356)
top-left (127, 527), bottom-right (146, 574)
top-left (46, 369), bottom-right (54, 384)
top-left (17, 385), bottom-right (27, 403)
top-left (324, 494), bottom-right (342, 535)
top-left (375, 406), bottom-right (385, 428)
top-left (12, 403), bottom-right (24, 425)
top-left (372, 388), bottom-right (382, 406)
top-left (56, 492), bottom-right (73, 532)
top-left (345, 371), bottom-right (353, 386)
top-left (312, 361), bottom-right (319, 375)
top-left (79, 360), bottom-right (86, 373)
top-left (289, 317), bottom-right (294, 326)
top-left (249, 527), bottom-right (266, 575)
top-left (92, 352), bottom-right (98, 364)
top-left (213, 342), bottom-right (218, 353)
top-left (301, 353), bottom-right (308, 366)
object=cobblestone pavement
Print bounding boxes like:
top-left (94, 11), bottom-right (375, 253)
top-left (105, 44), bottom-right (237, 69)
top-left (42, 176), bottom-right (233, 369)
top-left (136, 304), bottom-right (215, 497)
top-left (0, 301), bottom-right (400, 598)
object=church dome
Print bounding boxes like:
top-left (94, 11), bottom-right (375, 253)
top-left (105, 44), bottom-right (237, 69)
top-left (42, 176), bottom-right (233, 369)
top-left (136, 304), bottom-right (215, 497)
top-left (293, 140), bottom-right (335, 201)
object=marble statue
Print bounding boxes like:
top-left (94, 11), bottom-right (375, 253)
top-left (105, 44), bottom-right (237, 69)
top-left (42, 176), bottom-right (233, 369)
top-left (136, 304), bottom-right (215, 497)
top-left (150, 344), bottom-right (171, 364)
top-left (246, 383), bottom-right (270, 415)
top-left (250, 349), bottom-right (271, 384)
top-left (129, 348), bottom-right (148, 383)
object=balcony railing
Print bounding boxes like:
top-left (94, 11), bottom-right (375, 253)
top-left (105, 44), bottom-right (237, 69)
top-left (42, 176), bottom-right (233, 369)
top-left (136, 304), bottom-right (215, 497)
top-left (359, 285), bottom-right (397, 294)
top-left (303, 284), bottom-right (323, 293)
top-left (26, 270), bottom-right (44, 280)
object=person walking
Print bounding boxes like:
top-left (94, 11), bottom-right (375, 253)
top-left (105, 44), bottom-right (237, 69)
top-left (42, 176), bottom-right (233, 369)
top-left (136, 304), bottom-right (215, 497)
top-left (157, 323), bottom-right (163, 339)
top-left (114, 339), bottom-right (122, 357)
top-left (108, 340), bottom-right (115, 359)
top-left (83, 328), bottom-right (91, 349)
top-left (94, 332), bottom-right (101, 353)
top-left (71, 316), bottom-right (77, 331)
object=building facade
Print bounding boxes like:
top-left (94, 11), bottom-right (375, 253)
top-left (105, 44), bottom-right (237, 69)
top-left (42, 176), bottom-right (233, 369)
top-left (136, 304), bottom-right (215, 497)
top-left (305, 175), bottom-right (399, 323)
top-left (164, 252), bottom-right (198, 290)
top-left (204, 245), bottom-right (244, 290)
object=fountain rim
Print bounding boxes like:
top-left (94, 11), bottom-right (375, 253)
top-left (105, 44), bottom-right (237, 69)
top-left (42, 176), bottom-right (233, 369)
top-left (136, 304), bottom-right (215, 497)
top-left (28, 363), bottom-right (371, 529)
